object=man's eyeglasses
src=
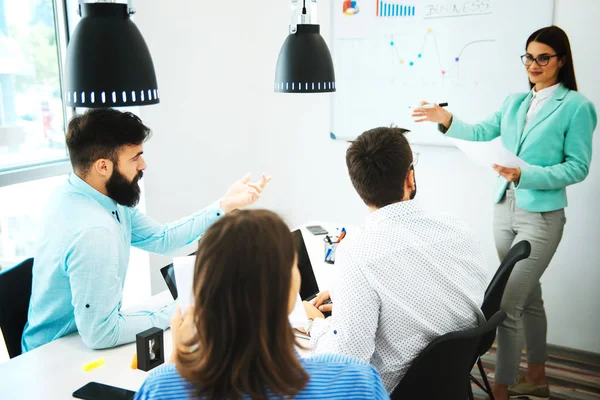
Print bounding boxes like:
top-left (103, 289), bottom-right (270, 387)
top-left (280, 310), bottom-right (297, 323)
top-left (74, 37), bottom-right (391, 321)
top-left (521, 53), bottom-right (559, 67)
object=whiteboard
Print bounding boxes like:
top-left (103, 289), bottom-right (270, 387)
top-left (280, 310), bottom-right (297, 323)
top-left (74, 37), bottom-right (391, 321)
top-left (330, 0), bottom-right (554, 145)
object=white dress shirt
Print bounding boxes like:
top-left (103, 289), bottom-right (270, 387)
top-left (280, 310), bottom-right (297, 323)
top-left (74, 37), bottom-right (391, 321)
top-left (310, 200), bottom-right (488, 393)
top-left (525, 82), bottom-right (561, 127)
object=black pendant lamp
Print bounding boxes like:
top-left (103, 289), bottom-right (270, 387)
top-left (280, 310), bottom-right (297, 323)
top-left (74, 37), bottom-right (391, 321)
top-left (275, 0), bottom-right (336, 93)
top-left (64, 1), bottom-right (159, 108)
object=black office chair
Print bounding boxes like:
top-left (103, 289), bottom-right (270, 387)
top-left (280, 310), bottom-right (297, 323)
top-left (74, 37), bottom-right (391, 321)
top-left (471, 240), bottom-right (532, 399)
top-left (391, 311), bottom-right (507, 400)
top-left (0, 258), bottom-right (34, 358)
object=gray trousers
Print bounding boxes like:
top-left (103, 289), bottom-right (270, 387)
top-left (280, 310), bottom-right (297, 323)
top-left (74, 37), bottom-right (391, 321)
top-left (493, 189), bottom-right (566, 385)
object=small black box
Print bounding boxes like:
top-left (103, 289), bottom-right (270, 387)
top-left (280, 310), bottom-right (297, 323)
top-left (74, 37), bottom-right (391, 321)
top-left (136, 327), bottom-right (164, 371)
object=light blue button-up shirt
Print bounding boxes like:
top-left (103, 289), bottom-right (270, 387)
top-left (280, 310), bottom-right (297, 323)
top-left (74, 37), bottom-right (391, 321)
top-left (22, 173), bottom-right (223, 352)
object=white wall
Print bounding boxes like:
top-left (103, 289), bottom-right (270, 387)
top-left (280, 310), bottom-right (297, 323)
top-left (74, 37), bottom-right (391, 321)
top-left (541, 0), bottom-right (600, 352)
top-left (136, 0), bottom-right (599, 352)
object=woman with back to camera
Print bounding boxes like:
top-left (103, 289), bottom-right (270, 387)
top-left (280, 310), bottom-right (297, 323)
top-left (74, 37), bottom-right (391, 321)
top-left (412, 26), bottom-right (597, 400)
top-left (135, 209), bottom-right (389, 400)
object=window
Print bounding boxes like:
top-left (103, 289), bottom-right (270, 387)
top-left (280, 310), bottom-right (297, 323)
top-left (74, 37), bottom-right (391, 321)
top-left (0, 0), bottom-right (150, 322)
top-left (0, 0), bottom-right (70, 172)
top-left (0, 174), bottom-right (67, 270)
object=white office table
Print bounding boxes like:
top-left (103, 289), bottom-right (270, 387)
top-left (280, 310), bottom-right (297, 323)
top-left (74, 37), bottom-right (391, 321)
top-left (0, 222), bottom-right (345, 400)
top-left (0, 291), bottom-right (174, 400)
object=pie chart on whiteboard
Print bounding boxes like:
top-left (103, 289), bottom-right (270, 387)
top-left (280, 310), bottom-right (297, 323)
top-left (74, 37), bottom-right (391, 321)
top-left (343, 0), bottom-right (359, 15)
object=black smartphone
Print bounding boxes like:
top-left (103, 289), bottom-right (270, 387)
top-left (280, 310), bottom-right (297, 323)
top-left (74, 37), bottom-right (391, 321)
top-left (73, 382), bottom-right (136, 400)
top-left (306, 225), bottom-right (328, 235)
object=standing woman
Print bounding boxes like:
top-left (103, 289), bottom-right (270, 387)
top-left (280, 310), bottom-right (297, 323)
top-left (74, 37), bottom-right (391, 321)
top-left (412, 26), bottom-right (597, 400)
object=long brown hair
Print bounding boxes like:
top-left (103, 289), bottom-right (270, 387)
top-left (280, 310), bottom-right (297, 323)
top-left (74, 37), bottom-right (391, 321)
top-left (175, 209), bottom-right (309, 399)
top-left (526, 26), bottom-right (578, 91)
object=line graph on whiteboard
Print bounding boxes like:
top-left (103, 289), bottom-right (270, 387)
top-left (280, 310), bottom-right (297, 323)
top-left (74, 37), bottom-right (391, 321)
top-left (331, 0), bottom-right (555, 143)
top-left (387, 30), bottom-right (495, 80)
top-left (335, 29), bottom-right (497, 87)
top-left (333, 0), bottom-right (499, 87)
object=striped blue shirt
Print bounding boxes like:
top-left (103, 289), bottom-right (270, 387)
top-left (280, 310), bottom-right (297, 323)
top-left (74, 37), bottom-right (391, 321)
top-left (135, 354), bottom-right (389, 400)
top-left (22, 173), bottom-right (223, 352)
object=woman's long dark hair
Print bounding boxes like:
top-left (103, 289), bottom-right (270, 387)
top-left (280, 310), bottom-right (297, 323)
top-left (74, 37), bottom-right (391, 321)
top-left (175, 209), bottom-right (309, 400)
top-left (526, 26), bottom-right (578, 91)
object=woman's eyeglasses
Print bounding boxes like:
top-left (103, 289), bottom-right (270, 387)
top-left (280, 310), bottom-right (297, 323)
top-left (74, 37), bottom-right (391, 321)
top-left (521, 53), bottom-right (559, 67)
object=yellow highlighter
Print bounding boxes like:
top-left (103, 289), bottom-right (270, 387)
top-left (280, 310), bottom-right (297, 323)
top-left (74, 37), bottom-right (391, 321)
top-left (82, 357), bottom-right (105, 372)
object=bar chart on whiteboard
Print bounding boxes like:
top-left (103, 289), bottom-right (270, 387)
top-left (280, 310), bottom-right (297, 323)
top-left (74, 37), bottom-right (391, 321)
top-left (331, 0), bottom-right (554, 145)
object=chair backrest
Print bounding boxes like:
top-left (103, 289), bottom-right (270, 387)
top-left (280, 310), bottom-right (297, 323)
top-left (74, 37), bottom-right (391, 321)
top-left (391, 311), bottom-right (507, 400)
top-left (476, 241), bottom-right (531, 359)
top-left (481, 240), bottom-right (531, 319)
top-left (0, 258), bottom-right (34, 358)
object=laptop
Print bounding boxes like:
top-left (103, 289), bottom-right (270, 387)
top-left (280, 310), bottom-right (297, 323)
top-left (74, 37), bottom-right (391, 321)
top-left (293, 229), bottom-right (332, 317)
top-left (292, 229), bottom-right (321, 302)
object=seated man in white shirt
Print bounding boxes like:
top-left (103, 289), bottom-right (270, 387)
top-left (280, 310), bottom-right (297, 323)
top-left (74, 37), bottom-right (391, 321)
top-left (303, 126), bottom-right (489, 393)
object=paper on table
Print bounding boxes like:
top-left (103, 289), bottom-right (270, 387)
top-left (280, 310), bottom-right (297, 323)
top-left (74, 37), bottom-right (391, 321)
top-left (448, 137), bottom-right (529, 169)
top-left (289, 293), bottom-right (309, 330)
top-left (173, 256), bottom-right (196, 314)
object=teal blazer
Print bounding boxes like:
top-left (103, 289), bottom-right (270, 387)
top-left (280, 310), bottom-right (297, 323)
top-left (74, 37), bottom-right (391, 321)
top-left (445, 84), bottom-right (597, 212)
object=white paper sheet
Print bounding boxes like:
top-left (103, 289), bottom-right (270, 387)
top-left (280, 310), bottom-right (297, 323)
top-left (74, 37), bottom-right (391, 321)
top-left (173, 256), bottom-right (196, 314)
top-left (289, 293), bottom-right (309, 330)
top-left (448, 137), bottom-right (529, 169)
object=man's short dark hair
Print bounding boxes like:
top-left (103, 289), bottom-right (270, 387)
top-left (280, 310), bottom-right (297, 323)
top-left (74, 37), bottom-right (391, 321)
top-left (346, 126), bottom-right (413, 208)
top-left (66, 108), bottom-right (151, 173)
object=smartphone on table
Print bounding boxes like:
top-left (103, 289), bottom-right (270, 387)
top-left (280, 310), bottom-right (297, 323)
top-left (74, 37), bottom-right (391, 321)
top-left (72, 382), bottom-right (136, 400)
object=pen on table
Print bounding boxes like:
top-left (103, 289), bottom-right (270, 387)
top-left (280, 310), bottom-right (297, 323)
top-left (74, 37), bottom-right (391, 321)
top-left (324, 247), bottom-right (332, 262)
top-left (336, 228), bottom-right (346, 243)
top-left (83, 357), bottom-right (105, 372)
top-left (409, 102), bottom-right (448, 109)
